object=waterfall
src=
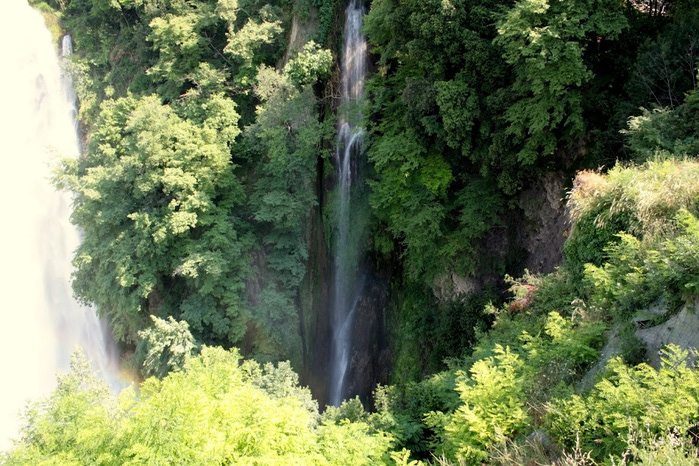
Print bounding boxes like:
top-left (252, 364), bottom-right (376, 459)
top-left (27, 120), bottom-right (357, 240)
top-left (0, 1), bottom-right (119, 450)
top-left (329, 0), bottom-right (368, 407)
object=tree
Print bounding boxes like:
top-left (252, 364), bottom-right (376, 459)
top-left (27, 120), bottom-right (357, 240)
top-left (494, 0), bottom-right (628, 165)
top-left (56, 94), bottom-right (250, 346)
top-left (137, 315), bottom-right (197, 379)
top-left (241, 60), bottom-right (331, 361)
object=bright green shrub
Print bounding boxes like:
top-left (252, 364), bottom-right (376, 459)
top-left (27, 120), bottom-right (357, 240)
top-left (3, 347), bottom-right (393, 466)
top-left (546, 345), bottom-right (699, 461)
top-left (284, 41), bottom-right (333, 86)
top-left (521, 312), bottom-right (605, 387)
top-left (430, 345), bottom-right (529, 463)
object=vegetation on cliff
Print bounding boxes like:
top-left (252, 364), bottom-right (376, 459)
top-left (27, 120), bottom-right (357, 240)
top-left (9, 0), bottom-right (699, 462)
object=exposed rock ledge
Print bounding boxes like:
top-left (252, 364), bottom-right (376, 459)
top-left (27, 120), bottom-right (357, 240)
top-left (636, 301), bottom-right (699, 368)
top-left (580, 300), bottom-right (699, 391)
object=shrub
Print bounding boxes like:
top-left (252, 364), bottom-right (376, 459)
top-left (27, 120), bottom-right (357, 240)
top-left (546, 345), bottom-right (699, 461)
top-left (585, 209), bottom-right (699, 322)
top-left (565, 160), bottom-right (699, 279)
top-left (429, 345), bottom-right (529, 463)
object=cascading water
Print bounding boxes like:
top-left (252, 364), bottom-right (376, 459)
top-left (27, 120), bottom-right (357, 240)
top-left (0, 1), bottom-right (119, 450)
top-left (329, 0), bottom-right (368, 407)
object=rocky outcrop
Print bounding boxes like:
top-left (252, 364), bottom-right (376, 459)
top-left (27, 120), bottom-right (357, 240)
top-left (518, 172), bottom-right (569, 274)
top-left (342, 267), bottom-right (391, 404)
top-left (581, 300), bottom-right (699, 391)
top-left (636, 301), bottom-right (699, 368)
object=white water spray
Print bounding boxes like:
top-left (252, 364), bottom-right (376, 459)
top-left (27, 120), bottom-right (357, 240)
top-left (0, 1), bottom-right (119, 450)
top-left (329, 0), bottom-right (368, 407)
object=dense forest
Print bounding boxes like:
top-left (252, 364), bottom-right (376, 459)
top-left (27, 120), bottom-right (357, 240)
top-left (5, 0), bottom-right (699, 463)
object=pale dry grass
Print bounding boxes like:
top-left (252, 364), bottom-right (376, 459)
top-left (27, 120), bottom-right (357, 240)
top-left (567, 159), bottom-right (699, 240)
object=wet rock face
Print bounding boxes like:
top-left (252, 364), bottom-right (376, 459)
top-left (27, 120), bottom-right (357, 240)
top-left (342, 268), bottom-right (391, 403)
top-left (518, 172), bottom-right (569, 274)
top-left (304, 258), bottom-right (390, 408)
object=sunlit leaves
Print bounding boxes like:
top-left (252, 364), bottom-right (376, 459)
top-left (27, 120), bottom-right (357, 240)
top-left (4, 347), bottom-right (392, 465)
top-left (284, 41), bottom-right (333, 86)
top-left (547, 345), bottom-right (699, 461)
top-left (57, 94), bottom-right (248, 345)
top-left (436, 345), bottom-right (529, 462)
top-left (137, 316), bottom-right (197, 379)
top-left (148, 11), bottom-right (209, 95)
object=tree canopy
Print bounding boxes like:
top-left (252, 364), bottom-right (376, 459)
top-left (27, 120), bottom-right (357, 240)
top-left (2, 347), bottom-right (392, 465)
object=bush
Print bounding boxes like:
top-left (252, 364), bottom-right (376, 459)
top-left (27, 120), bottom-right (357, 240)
top-left (429, 345), bottom-right (530, 463)
top-left (585, 209), bottom-right (699, 322)
top-left (546, 345), bottom-right (699, 461)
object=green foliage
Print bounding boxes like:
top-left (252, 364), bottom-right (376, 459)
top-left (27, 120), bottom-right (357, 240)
top-left (54, 0), bottom-right (321, 367)
top-left (625, 431), bottom-right (699, 466)
top-left (623, 82), bottom-right (699, 161)
top-left (563, 201), bottom-right (630, 281)
top-left (242, 359), bottom-right (319, 417)
top-left (136, 315), bottom-right (197, 379)
top-left (60, 0), bottom-right (156, 101)
top-left (4, 347), bottom-right (393, 465)
top-left (415, 291), bottom-right (604, 463)
top-left (363, 0), bottom-right (511, 281)
top-left (547, 345), bottom-right (699, 461)
top-left (218, 0), bottom-right (284, 86)
top-left (565, 160), bottom-right (699, 280)
top-left (617, 321), bottom-right (647, 366)
top-left (519, 311), bottom-right (605, 401)
top-left (57, 0), bottom-right (289, 109)
top-left (141, 0), bottom-right (285, 99)
top-left (585, 209), bottom-right (699, 321)
top-left (309, 0), bottom-right (340, 45)
top-left (388, 285), bottom-right (496, 384)
top-left (372, 373), bottom-right (460, 459)
top-left (517, 268), bottom-right (579, 317)
top-left (39, 4), bottom-right (699, 466)
top-left (432, 345), bottom-right (530, 463)
top-left (623, 108), bottom-right (695, 160)
top-left (367, 125), bottom-right (505, 282)
top-left (495, 0), bottom-right (628, 165)
top-left (55, 94), bottom-right (250, 346)
top-left (242, 63), bottom-right (329, 361)
top-left (284, 41), bottom-right (333, 86)
top-left (146, 6), bottom-right (216, 99)
top-left (626, 11), bottom-right (699, 110)
top-left (2, 350), bottom-right (117, 466)
top-left (367, 132), bottom-right (448, 281)
top-left (423, 291), bottom-right (496, 373)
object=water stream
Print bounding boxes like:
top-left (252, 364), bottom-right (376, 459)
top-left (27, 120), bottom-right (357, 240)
top-left (0, 1), bottom-right (119, 450)
top-left (329, 0), bottom-right (368, 407)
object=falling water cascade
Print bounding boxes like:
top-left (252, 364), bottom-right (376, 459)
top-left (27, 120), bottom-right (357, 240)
top-left (329, 0), bottom-right (368, 407)
top-left (0, 1), bottom-right (119, 450)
